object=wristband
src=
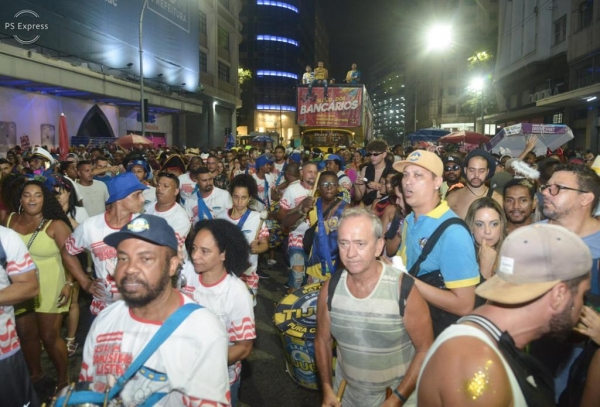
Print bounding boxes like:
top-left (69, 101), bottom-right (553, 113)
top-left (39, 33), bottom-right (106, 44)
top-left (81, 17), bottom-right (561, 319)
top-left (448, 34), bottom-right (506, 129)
top-left (64, 282), bottom-right (74, 287)
top-left (393, 389), bottom-right (407, 403)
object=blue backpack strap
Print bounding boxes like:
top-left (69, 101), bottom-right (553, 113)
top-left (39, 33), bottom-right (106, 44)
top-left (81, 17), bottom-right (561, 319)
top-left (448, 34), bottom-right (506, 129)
top-left (56, 303), bottom-right (202, 406)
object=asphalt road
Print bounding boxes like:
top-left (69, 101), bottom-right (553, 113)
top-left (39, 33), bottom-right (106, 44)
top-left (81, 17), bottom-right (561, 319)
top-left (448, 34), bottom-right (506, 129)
top-left (40, 252), bottom-right (322, 406)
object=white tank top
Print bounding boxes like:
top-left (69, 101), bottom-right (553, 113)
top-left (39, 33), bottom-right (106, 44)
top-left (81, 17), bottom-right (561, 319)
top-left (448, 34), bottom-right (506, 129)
top-left (416, 323), bottom-right (528, 406)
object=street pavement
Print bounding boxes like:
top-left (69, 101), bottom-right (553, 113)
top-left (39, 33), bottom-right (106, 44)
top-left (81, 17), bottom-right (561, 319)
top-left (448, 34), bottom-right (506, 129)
top-left (41, 251), bottom-right (322, 406)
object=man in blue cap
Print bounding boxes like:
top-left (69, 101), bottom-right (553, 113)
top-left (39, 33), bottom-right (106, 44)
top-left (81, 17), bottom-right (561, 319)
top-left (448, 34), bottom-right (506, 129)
top-left (80, 214), bottom-right (230, 406)
top-left (62, 172), bottom-right (148, 316)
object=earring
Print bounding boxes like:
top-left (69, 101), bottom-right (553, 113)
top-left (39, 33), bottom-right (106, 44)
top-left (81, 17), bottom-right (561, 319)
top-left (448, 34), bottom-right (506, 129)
top-left (18, 204), bottom-right (22, 213)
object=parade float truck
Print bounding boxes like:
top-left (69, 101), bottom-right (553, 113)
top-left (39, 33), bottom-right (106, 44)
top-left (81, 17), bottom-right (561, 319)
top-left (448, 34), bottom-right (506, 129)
top-left (296, 84), bottom-right (374, 151)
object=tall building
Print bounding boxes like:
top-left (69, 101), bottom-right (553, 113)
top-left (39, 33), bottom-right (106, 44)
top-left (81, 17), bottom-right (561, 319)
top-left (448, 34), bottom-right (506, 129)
top-left (489, 0), bottom-right (600, 151)
top-left (405, 0), bottom-right (499, 136)
top-left (0, 0), bottom-right (240, 150)
top-left (238, 0), bottom-right (329, 143)
top-left (370, 60), bottom-right (406, 146)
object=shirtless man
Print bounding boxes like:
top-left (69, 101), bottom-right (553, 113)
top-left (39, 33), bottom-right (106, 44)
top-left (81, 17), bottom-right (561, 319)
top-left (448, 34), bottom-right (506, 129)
top-left (447, 150), bottom-right (502, 219)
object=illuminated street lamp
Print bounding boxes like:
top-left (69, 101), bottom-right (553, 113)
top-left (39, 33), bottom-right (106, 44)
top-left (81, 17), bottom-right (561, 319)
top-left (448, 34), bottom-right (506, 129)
top-left (426, 25), bottom-right (453, 51)
top-left (470, 77), bottom-right (485, 134)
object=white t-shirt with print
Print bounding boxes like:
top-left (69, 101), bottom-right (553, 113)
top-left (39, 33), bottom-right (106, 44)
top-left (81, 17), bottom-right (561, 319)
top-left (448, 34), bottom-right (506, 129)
top-left (65, 213), bottom-right (136, 315)
top-left (280, 181), bottom-right (311, 248)
top-left (0, 226), bottom-right (36, 360)
top-left (252, 173), bottom-right (275, 213)
top-left (80, 293), bottom-right (231, 407)
top-left (184, 188), bottom-right (232, 225)
top-left (192, 274), bottom-right (255, 385)
top-left (272, 162), bottom-right (286, 186)
top-left (144, 202), bottom-right (191, 252)
top-left (217, 210), bottom-right (269, 271)
top-left (178, 173), bottom-right (196, 203)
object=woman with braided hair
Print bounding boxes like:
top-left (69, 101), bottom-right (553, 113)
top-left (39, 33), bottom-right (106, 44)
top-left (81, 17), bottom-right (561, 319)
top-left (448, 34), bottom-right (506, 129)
top-left (8, 179), bottom-right (75, 398)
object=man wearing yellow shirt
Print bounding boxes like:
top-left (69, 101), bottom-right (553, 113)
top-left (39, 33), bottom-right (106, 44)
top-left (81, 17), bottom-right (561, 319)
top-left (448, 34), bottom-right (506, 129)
top-left (308, 61), bottom-right (329, 99)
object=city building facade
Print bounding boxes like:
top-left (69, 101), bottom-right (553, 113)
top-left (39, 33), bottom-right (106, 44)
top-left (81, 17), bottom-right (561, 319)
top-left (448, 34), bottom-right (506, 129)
top-left (237, 0), bottom-right (329, 144)
top-left (0, 0), bottom-right (241, 151)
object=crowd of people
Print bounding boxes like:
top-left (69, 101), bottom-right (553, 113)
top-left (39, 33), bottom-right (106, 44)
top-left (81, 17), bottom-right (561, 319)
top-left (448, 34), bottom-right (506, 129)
top-left (0, 137), bottom-right (599, 406)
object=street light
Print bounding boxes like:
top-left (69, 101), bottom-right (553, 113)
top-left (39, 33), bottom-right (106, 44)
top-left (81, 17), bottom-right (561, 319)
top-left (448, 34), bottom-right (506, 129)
top-left (139, 0), bottom-right (149, 138)
top-left (470, 77), bottom-right (485, 134)
top-left (426, 25), bottom-right (453, 51)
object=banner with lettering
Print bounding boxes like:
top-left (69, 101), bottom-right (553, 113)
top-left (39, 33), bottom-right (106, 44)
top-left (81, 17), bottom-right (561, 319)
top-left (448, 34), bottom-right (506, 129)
top-left (297, 87), bottom-right (363, 127)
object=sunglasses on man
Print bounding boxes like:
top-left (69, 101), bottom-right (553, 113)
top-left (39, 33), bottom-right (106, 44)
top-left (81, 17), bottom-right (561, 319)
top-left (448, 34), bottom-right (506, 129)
top-left (444, 164), bottom-right (461, 172)
top-left (366, 151), bottom-right (384, 157)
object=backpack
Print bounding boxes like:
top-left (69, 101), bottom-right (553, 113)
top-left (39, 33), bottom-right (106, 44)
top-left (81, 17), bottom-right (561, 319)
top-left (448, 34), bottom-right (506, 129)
top-left (326, 267), bottom-right (415, 318)
top-left (407, 218), bottom-right (485, 337)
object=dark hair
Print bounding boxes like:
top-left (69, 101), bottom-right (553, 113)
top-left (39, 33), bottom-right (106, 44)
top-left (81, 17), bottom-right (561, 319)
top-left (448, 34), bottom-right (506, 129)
top-left (503, 178), bottom-right (536, 200)
top-left (564, 273), bottom-right (589, 297)
top-left (318, 170), bottom-right (337, 182)
top-left (0, 158), bottom-right (9, 166)
top-left (366, 139), bottom-right (388, 152)
top-left (274, 145), bottom-right (285, 153)
top-left (537, 158), bottom-right (560, 184)
top-left (156, 171), bottom-right (180, 188)
top-left (0, 174), bottom-right (26, 212)
top-left (229, 173), bottom-right (258, 200)
top-left (192, 167), bottom-right (211, 176)
top-left (77, 160), bottom-right (92, 170)
top-left (49, 175), bottom-right (79, 219)
top-left (189, 219), bottom-right (251, 276)
top-left (57, 161), bottom-right (75, 175)
top-left (15, 180), bottom-right (73, 230)
top-left (554, 163), bottom-right (600, 214)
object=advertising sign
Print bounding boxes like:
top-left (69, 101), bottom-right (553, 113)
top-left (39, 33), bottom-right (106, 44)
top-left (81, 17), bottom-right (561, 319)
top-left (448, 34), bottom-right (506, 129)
top-left (297, 87), bottom-right (363, 128)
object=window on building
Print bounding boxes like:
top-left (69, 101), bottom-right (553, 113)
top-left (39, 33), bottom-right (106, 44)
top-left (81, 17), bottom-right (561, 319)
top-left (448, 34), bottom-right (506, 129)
top-left (199, 11), bottom-right (207, 35)
top-left (553, 15), bottom-right (566, 45)
top-left (576, 65), bottom-right (593, 88)
top-left (218, 62), bottom-right (230, 82)
top-left (447, 105), bottom-right (456, 114)
top-left (448, 86), bottom-right (456, 96)
top-left (552, 113), bottom-right (563, 124)
top-left (219, 0), bottom-right (230, 10)
top-left (200, 52), bottom-right (207, 73)
top-left (579, 0), bottom-right (593, 30)
top-left (218, 26), bottom-right (229, 50)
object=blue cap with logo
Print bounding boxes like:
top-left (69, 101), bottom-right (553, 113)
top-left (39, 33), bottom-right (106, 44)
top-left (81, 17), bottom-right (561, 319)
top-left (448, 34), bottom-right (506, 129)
top-left (104, 214), bottom-right (178, 252)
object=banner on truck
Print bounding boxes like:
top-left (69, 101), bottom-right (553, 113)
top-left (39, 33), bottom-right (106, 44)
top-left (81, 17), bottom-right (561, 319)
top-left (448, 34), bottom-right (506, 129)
top-left (297, 87), bottom-right (363, 127)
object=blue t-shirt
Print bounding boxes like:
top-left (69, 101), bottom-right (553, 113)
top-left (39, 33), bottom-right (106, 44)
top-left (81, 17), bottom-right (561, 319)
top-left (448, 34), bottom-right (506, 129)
top-left (539, 220), bottom-right (600, 295)
top-left (400, 201), bottom-right (480, 289)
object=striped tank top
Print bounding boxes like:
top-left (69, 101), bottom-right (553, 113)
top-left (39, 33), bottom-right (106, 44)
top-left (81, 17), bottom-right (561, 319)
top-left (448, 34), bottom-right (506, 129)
top-left (330, 262), bottom-right (416, 391)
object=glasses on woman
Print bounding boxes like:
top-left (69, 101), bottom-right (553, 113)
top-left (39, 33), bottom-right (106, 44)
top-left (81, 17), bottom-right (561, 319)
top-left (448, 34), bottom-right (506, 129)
top-left (539, 184), bottom-right (589, 196)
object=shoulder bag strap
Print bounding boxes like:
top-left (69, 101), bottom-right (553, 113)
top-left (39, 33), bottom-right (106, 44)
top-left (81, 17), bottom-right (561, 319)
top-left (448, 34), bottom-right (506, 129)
top-left (399, 274), bottom-right (415, 318)
top-left (58, 303), bottom-right (202, 406)
top-left (408, 218), bottom-right (469, 277)
top-left (327, 269), bottom-right (344, 311)
top-left (26, 218), bottom-right (47, 249)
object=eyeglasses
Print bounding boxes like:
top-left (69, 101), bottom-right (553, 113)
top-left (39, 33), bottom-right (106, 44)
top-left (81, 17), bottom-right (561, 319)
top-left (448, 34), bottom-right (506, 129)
top-left (539, 184), bottom-right (589, 196)
top-left (366, 151), bottom-right (384, 157)
top-left (444, 164), bottom-right (460, 172)
top-left (320, 182), bottom-right (338, 189)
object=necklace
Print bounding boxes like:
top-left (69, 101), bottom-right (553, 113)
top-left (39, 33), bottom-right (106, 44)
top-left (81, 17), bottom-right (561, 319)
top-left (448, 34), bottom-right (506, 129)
top-left (466, 185), bottom-right (488, 198)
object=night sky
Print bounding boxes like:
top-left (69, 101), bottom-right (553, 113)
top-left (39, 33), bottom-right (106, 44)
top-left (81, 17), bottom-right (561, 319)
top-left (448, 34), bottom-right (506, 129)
top-left (320, 0), bottom-right (415, 84)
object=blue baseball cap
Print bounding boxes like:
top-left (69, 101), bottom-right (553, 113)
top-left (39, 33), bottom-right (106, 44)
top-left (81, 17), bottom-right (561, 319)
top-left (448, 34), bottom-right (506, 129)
top-left (255, 155), bottom-right (274, 169)
top-left (326, 154), bottom-right (345, 167)
top-left (127, 159), bottom-right (151, 180)
top-left (106, 172), bottom-right (148, 205)
top-left (104, 214), bottom-right (178, 252)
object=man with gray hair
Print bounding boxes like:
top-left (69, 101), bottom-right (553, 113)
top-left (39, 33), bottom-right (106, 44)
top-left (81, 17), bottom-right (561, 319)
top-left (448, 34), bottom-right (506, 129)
top-left (316, 207), bottom-right (433, 407)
